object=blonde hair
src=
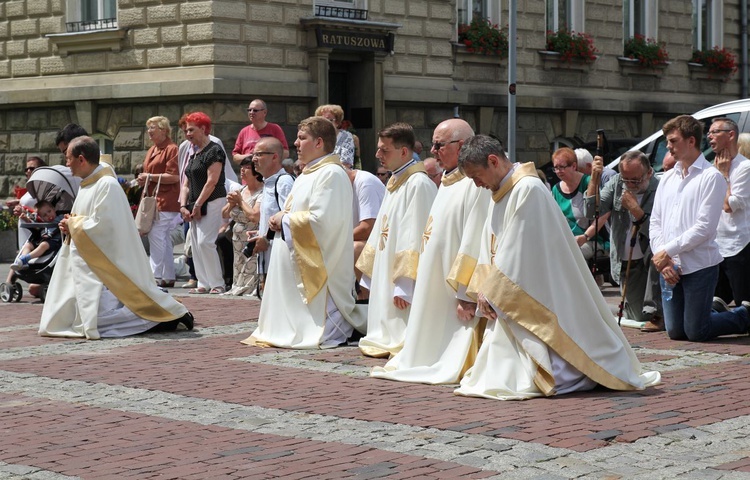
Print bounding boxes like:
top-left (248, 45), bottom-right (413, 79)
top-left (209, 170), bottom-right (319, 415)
top-left (147, 116), bottom-right (172, 137)
top-left (739, 133), bottom-right (750, 158)
top-left (314, 104), bottom-right (344, 125)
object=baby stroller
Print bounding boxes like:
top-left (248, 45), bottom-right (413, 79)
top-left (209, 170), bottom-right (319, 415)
top-left (1, 165), bottom-right (80, 303)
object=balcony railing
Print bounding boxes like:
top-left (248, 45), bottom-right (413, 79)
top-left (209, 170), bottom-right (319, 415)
top-left (66, 18), bottom-right (118, 33)
top-left (315, 5), bottom-right (368, 20)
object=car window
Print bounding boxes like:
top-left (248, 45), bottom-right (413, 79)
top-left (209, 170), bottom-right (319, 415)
top-left (647, 112), bottom-right (742, 172)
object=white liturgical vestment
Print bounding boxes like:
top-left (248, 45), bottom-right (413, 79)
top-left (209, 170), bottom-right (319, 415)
top-left (455, 163), bottom-right (661, 400)
top-left (242, 154), bottom-right (365, 349)
top-left (39, 164), bottom-right (188, 339)
top-left (357, 162), bottom-right (437, 358)
top-left (370, 169), bottom-right (491, 383)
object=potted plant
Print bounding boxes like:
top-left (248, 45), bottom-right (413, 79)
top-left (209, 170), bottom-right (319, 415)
top-left (457, 18), bottom-right (509, 58)
top-left (543, 28), bottom-right (598, 62)
top-left (689, 47), bottom-right (737, 77)
top-left (623, 35), bottom-right (669, 67)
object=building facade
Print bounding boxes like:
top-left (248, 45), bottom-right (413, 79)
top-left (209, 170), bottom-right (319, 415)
top-left (0, 0), bottom-right (745, 194)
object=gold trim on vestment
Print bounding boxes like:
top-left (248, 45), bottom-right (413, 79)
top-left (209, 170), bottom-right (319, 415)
top-left (492, 162), bottom-right (539, 203)
top-left (67, 216), bottom-right (175, 322)
top-left (392, 250), bottom-right (420, 282)
top-left (359, 344), bottom-right (392, 358)
top-left (480, 268), bottom-right (638, 392)
top-left (459, 317), bottom-right (487, 380)
top-left (240, 336), bottom-right (274, 347)
top-left (356, 243), bottom-right (377, 278)
top-left (533, 363), bottom-right (557, 396)
top-left (441, 168), bottom-right (465, 187)
top-left (466, 263), bottom-right (492, 302)
top-left (80, 165), bottom-right (115, 188)
top-left (446, 253), bottom-right (478, 292)
top-left (289, 210), bottom-right (327, 303)
top-left (387, 163), bottom-right (428, 192)
top-left (302, 154), bottom-right (344, 174)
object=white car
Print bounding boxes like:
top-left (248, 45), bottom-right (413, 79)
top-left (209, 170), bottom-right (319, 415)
top-left (607, 98), bottom-right (750, 172)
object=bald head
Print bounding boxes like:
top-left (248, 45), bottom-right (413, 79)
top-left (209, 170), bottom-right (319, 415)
top-left (423, 157), bottom-right (443, 187)
top-left (430, 118), bottom-right (474, 171)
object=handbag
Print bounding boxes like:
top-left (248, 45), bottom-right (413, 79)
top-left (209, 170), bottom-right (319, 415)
top-left (135, 174), bottom-right (161, 235)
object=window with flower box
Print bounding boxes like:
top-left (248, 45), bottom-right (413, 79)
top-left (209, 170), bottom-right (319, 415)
top-left (546, 0), bottom-right (585, 33)
top-left (457, 0), bottom-right (501, 29)
top-left (694, 0), bottom-right (723, 50)
top-left (624, 0), bottom-right (658, 40)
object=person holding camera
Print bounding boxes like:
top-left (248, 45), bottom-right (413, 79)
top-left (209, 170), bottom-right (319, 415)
top-left (221, 159), bottom-right (263, 296)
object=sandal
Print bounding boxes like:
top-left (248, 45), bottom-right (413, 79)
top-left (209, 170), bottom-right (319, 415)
top-left (188, 287), bottom-right (208, 294)
top-left (209, 286), bottom-right (226, 294)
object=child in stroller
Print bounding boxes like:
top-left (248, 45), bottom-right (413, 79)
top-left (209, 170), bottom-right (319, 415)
top-left (1, 165), bottom-right (80, 303)
top-left (10, 200), bottom-right (63, 272)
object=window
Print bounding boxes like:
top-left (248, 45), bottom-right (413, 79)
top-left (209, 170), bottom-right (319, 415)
top-left (66, 0), bottom-right (117, 32)
top-left (315, 0), bottom-right (368, 20)
top-left (624, 0), bottom-right (658, 40)
top-left (546, 0), bottom-right (584, 32)
top-left (457, 0), bottom-right (501, 27)
top-left (693, 0), bottom-right (723, 50)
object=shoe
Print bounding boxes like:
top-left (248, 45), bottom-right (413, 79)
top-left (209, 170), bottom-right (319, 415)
top-left (641, 318), bottom-right (665, 332)
top-left (188, 287), bottom-right (208, 294)
top-left (159, 280), bottom-right (176, 288)
top-left (209, 286), bottom-right (226, 294)
top-left (182, 279), bottom-right (198, 289)
top-left (712, 296), bottom-right (730, 313)
top-left (178, 312), bottom-right (194, 331)
top-left (10, 259), bottom-right (27, 272)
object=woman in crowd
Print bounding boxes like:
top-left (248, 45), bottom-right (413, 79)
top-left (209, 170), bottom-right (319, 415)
top-left (314, 104), bottom-right (355, 165)
top-left (221, 158), bottom-right (263, 296)
top-left (550, 147), bottom-right (609, 260)
top-left (138, 116), bottom-right (181, 288)
top-left (179, 112), bottom-right (227, 294)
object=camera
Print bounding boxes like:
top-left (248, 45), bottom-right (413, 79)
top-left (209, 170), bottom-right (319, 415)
top-left (242, 240), bottom-right (257, 258)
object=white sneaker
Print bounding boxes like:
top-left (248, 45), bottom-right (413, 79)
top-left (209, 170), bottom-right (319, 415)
top-left (10, 258), bottom-right (27, 272)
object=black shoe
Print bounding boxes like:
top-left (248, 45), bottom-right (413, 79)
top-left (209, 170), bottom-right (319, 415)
top-left (178, 312), bottom-right (194, 331)
top-left (712, 296), bottom-right (730, 313)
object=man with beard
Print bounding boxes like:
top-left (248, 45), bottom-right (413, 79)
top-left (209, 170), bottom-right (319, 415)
top-left (584, 151), bottom-right (663, 331)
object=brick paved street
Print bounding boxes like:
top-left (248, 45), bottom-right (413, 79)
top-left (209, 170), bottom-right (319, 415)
top-left (2, 283), bottom-right (750, 479)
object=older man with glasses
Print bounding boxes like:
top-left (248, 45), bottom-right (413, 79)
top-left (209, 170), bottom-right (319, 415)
top-left (584, 151), bottom-right (663, 331)
top-left (708, 117), bottom-right (750, 310)
top-left (232, 98), bottom-right (289, 165)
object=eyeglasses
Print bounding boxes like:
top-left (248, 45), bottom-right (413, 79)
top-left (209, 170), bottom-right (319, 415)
top-left (251, 151), bottom-right (273, 157)
top-left (431, 140), bottom-right (460, 150)
top-left (621, 174), bottom-right (646, 185)
top-left (247, 108), bottom-right (266, 113)
top-left (24, 167), bottom-right (36, 172)
top-left (376, 172), bottom-right (390, 177)
top-left (707, 129), bottom-right (732, 136)
top-left (552, 164), bottom-right (573, 172)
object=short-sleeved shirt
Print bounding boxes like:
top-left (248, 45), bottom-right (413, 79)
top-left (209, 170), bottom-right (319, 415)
top-left (232, 123), bottom-right (289, 157)
top-left (186, 141), bottom-right (227, 204)
top-left (352, 170), bottom-right (386, 225)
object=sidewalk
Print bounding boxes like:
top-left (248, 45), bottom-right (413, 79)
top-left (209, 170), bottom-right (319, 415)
top-left (2, 264), bottom-right (750, 479)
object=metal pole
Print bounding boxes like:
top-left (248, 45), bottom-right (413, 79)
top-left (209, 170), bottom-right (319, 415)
top-left (508, 0), bottom-right (517, 159)
top-left (742, 0), bottom-right (748, 98)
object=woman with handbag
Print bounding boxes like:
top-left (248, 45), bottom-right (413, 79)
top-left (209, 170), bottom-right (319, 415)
top-left (179, 112), bottom-right (227, 294)
top-left (137, 116), bottom-right (181, 288)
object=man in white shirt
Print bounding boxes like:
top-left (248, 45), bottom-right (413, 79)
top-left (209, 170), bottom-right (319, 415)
top-left (650, 115), bottom-right (750, 342)
top-left (707, 118), bottom-right (750, 308)
top-left (247, 137), bottom-right (295, 279)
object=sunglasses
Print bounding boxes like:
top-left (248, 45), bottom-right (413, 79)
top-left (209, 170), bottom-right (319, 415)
top-left (247, 108), bottom-right (266, 113)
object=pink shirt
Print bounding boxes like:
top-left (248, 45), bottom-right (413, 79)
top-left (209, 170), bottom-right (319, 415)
top-left (232, 122), bottom-right (288, 157)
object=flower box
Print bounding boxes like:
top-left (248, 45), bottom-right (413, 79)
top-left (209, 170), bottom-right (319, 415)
top-left (617, 56), bottom-right (669, 77)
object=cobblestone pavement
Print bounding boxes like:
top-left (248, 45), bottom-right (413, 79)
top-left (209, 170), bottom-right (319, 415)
top-left (2, 286), bottom-right (750, 479)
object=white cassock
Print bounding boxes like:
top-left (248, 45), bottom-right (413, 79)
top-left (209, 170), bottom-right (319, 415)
top-left (357, 162), bottom-right (437, 358)
top-left (455, 163), bottom-right (661, 400)
top-left (370, 169), bottom-right (491, 383)
top-left (242, 154), bottom-right (366, 349)
top-left (40, 164), bottom-right (189, 339)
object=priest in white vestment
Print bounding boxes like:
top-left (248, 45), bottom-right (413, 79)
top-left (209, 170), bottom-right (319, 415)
top-left (371, 119), bottom-right (491, 384)
top-left (242, 116), bottom-right (365, 349)
top-left (454, 135), bottom-right (661, 400)
top-left (40, 136), bottom-right (193, 339)
top-left (357, 123), bottom-right (437, 358)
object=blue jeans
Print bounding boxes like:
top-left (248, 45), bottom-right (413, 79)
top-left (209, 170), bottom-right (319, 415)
top-left (661, 265), bottom-right (749, 342)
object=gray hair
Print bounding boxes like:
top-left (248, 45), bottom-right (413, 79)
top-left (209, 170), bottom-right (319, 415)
top-left (458, 135), bottom-right (508, 170)
top-left (620, 150), bottom-right (651, 171)
top-left (575, 148), bottom-right (593, 169)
